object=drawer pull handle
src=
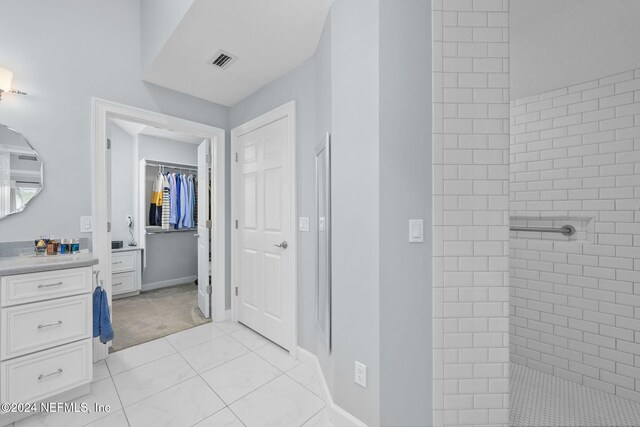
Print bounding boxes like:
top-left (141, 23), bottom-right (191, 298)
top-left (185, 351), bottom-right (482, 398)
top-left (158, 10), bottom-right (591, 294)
top-left (38, 368), bottom-right (63, 380)
top-left (113, 261), bottom-right (122, 265)
top-left (37, 320), bottom-right (63, 329)
top-left (113, 282), bottom-right (122, 286)
top-left (38, 282), bottom-right (63, 289)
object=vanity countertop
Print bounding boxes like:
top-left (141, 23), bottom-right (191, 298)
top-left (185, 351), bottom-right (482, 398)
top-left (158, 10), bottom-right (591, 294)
top-left (0, 252), bottom-right (98, 277)
top-left (112, 246), bottom-right (143, 253)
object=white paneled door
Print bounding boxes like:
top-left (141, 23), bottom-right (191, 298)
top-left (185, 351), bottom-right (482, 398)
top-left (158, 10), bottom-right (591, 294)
top-left (197, 139), bottom-right (211, 318)
top-left (236, 117), bottom-right (291, 350)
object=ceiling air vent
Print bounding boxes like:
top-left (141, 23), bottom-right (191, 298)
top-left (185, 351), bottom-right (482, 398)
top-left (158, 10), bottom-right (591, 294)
top-left (208, 50), bottom-right (237, 70)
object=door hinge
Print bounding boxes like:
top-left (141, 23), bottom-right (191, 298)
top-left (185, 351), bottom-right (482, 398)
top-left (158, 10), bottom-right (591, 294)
top-left (235, 219), bottom-right (238, 229)
top-left (107, 222), bottom-right (111, 232)
top-left (235, 286), bottom-right (238, 296)
top-left (206, 153), bottom-right (212, 165)
top-left (206, 220), bottom-right (212, 229)
top-left (107, 139), bottom-right (111, 149)
top-left (206, 284), bottom-right (212, 294)
top-left (235, 152), bottom-right (238, 162)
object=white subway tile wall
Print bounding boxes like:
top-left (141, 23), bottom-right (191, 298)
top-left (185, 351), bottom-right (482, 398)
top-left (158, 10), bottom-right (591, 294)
top-left (510, 67), bottom-right (640, 403)
top-left (433, 0), bottom-right (510, 425)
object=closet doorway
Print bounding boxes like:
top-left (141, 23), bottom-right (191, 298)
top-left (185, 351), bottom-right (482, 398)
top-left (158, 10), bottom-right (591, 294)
top-left (92, 99), bottom-right (226, 360)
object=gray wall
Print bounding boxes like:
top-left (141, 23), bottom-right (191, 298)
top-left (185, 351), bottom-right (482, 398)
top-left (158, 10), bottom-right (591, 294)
top-left (138, 134), bottom-right (198, 289)
top-left (330, 1), bottom-right (381, 425)
top-left (379, 1), bottom-right (432, 425)
top-left (229, 3), bottom-right (432, 425)
top-left (229, 57), bottom-right (317, 351)
top-left (0, 0), bottom-right (229, 243)
top-left (109, 123), bottom-right (136, 244)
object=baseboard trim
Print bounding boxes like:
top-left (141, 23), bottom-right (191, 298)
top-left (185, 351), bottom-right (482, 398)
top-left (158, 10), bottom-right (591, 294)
top-left (141, 275), bottom-right (197, 292)
top-left (297, 347), bottom-right (368, 427)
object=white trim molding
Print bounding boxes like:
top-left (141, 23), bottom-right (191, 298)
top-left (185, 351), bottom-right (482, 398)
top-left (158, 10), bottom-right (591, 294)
top-left (91, 98), bottom-right (226, 361)
top-left (297, 347), bottom-right (368, 427)
top-left (140, 275), bottom-right (198, 292)
top-left (230, 101), bottom-right (298, 358)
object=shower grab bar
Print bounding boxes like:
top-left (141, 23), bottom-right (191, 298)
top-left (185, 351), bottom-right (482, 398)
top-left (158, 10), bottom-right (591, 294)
top-left (510, 225), bottom-right (576, 236)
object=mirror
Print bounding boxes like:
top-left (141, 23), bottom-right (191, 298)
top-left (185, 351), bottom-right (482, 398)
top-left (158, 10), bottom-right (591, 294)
top-left (0, 124), bottom-right (43, 219)
top-left (315, 133), bottom-right (331, 350)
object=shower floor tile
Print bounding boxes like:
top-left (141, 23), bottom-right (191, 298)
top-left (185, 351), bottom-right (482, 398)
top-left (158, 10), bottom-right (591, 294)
top-left (510, 363), bottom-right (640, 426)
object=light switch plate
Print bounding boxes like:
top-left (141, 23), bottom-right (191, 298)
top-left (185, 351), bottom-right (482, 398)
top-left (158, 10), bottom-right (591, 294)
top-left (80, 216), bottom-right (93, 233)
top-left (409, 219), bottom-right (424, 243)
top-left (298, 217), bottom-right (310, 232)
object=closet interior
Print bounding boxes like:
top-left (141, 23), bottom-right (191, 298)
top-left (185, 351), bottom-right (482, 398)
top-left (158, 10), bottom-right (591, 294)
top-left (108, 118), bottom-right (213, 352)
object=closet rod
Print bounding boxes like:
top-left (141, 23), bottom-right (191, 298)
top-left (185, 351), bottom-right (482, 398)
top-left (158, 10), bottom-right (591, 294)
top-left (145, 162), bottom-right (198, 172)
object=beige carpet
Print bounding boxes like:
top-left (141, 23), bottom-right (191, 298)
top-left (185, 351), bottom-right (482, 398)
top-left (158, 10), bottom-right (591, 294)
top-left (111, 282), bottom-right (209, 353)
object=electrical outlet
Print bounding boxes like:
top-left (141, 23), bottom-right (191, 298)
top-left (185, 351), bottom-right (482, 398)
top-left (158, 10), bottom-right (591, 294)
top-left (354, 361), bottom-right (367, 388)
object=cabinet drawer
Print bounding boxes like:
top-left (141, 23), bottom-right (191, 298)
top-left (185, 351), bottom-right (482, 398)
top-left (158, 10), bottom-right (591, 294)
top-left (111, 252), bottom-right (136, 273)
top-left (0, 294), bottom-right (91, 360)
top-left (0, 339), bottom-right (91, 407)
top-left (112, 271), bottom-right (137, 295)
top-left (1, 267), bottom-right (92, 307)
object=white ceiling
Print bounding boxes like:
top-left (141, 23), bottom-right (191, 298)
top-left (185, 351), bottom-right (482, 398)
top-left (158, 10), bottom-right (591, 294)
top-left (143, 0), bottom-right (331, 106)
top-left (511, 0), bottom-right (640, 99)
top-left (111, 119), bottom-right (205, 144)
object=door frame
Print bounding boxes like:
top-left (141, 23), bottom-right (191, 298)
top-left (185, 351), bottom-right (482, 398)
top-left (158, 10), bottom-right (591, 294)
top-left (91, 98), bottom-right (226, 361)
top-left (230, 101), bottom-right (297, 357)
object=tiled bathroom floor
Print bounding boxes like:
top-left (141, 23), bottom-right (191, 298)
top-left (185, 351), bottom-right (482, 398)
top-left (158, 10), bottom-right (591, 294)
top-left (14, 321), bottom-right (333, 427)
top-left (510, 363), bottom-right (640, 426)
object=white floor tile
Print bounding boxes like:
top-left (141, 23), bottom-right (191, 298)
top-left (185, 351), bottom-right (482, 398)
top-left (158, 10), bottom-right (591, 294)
top-left (230, 328), bottom-right (271, 350)
top-left (302, 409), bottom-right (334, 427)
top-left (124, 377), bottom-right (224, 427)
top-left (230, 375), bottom-right (325, 427)
top-left (193, 408), bottom-right (244, 427)
top-left (84, 409), bottom-right (129, 427)
top-left (165, 322), bottom-right (225, 352)
top-left (200, 352), bottom-right (281, 404)
top-left (180, 335), bottom-right (249, 373)
top-left (15, 378), bottom-right (122, 427)
top-left (92, 360), bottom-right (110, 383)
top-left (112, 353), bottom-right (196, 406)
top-left (254, 342), bottom-right (300, 372)
top-left (213, 320), bottom-right (247, 335)
top-left (106, 338), bottom-right (175, 375)
top-left (286, 363), bottom-right (323, 399)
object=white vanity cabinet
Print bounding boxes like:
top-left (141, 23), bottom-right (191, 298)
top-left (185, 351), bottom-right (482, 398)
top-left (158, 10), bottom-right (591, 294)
top-left (0, 254), bottom-right (97, 426)
top-left (112, 248), bottom-right (142, 298)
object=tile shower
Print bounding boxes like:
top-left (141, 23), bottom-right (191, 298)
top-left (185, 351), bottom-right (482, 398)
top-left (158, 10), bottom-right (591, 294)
top-left (509, 66), bottom-right (640, 410)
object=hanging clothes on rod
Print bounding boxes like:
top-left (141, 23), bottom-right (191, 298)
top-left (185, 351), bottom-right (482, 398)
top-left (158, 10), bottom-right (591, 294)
top-left (146, 162), bottom-right (200, 230)
top-left (193, 175), bottom-right (198, 227)
top-left (161, 173), bottom-right (170, 230)
top-left (149, 171), bottom-right (163, 226)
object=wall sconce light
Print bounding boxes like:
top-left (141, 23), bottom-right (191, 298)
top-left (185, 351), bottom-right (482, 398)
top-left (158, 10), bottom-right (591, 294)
top-left (0, 67), bottom-right (27, 100)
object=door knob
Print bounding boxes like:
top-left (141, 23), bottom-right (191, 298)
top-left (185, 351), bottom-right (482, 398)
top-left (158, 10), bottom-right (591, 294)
top-left (274, 241), bottom-right (288, 249)
top-left (194, 233), bottom-right (200, 238)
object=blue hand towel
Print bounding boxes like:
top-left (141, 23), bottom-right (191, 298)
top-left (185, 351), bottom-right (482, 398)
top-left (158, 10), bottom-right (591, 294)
top-left (92, 286), bottom-right (100, 337)
top-left (92, 286), bottom-right (114, 344)
top-left (99, 287), bottom-right (114, 344)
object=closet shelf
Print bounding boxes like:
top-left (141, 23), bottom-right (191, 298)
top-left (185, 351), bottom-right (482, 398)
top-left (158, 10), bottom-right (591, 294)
top-left (145, 226), bottom-right (197, 235)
